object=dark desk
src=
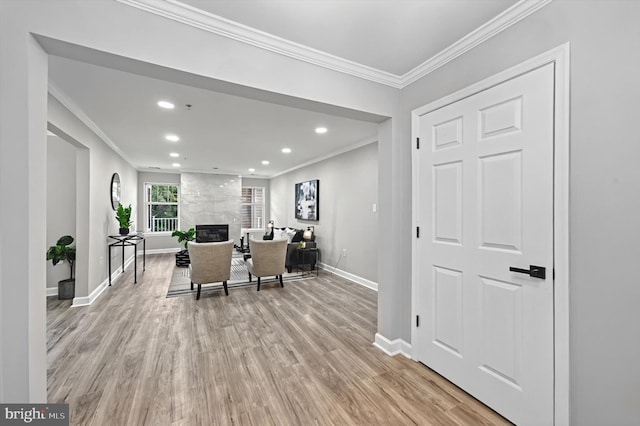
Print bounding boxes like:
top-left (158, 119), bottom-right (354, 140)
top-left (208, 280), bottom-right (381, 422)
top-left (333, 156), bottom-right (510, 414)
top-left (108, 233), bottom-right (145, 285)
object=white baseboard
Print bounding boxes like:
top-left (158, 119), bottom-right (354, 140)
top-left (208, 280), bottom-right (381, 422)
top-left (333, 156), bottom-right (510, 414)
top-left (144, 247), bottom-right (181, 255)
top-left (317, 262), bottom-right (378, 291)
top-left (46, 287), bottom-right (58, 297)
top-left (373, 333), bottom-right (412, 359)
top-left (72, 254), bottom-right (135, 307)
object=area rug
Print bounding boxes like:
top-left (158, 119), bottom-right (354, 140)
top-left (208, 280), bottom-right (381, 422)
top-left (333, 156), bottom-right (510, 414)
top-left (166, 255), bottom-right (315, 298)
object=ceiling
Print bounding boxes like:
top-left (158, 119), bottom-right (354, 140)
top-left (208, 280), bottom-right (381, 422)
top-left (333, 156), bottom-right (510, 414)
top-left (179, 0), bottom-right (517, 76)
top-left (47, 0), bottom-right (519, 178)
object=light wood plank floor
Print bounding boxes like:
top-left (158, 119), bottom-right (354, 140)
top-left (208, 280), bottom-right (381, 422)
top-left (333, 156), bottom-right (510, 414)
top-left (47, 253), bottom-right (509, 425)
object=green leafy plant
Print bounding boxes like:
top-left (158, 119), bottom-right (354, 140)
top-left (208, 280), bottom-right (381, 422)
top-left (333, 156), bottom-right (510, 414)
top-left (115, 203), bottom-right (133, 229)
top-left (46, 235), bottom-right (76, 280)
top-left (171, 228), bottom-right (195, 249)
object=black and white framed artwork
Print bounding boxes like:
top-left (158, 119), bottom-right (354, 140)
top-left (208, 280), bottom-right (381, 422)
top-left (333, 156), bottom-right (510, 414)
top-left (295, 179), bottom-right (319, 221)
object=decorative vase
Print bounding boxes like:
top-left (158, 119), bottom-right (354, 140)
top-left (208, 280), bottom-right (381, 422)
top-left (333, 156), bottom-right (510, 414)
top-left (58, 278), bottom-right (75, 300)
top-left (119, 227), bottom-right (129, 236)
top-left (176, 249), bottom-right (190, 267)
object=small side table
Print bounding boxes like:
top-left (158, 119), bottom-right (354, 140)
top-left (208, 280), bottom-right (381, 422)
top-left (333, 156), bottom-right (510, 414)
top-left (295, 247), bottom-right (319, 277)
top-left (108, 233), bottom-right (145, 285)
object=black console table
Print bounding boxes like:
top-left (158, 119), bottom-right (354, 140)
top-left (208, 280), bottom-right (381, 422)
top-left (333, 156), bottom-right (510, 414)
top-left (108, 233), bottom-right (145, 285)
top-left (296, 247), bottom-right (319, 277)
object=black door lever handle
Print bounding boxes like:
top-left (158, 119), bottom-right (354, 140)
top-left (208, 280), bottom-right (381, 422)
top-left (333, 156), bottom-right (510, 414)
top-left (509, 265), bottom-right (546, 279)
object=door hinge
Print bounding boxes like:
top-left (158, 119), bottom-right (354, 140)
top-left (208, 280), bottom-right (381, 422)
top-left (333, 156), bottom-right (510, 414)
top-left (416, 315), bottom-right (420, 327)
top-left (416, 226), bottom-right (420, 238)
top-left (416, 137), bottom-right (420, 149)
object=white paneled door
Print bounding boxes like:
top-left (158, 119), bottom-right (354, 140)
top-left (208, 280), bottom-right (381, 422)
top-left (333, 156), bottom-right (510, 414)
top-left (414, 63), bottom-right (554, 425)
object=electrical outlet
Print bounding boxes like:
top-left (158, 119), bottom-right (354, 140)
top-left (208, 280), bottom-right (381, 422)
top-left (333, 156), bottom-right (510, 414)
top-left (342, 248), bottom-right (347, 257)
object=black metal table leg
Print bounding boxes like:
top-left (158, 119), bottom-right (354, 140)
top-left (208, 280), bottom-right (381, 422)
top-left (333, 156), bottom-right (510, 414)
top-left (108, 234), bottom-right (145, 286)
top-left (134, 245), bottom-right (137, 283)
top-left (108, 245), bottom-right (112, 286)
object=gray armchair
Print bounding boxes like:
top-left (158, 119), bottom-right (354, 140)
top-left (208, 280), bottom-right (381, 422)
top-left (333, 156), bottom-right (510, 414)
top-left (245, 238), bottom-right (287, 291)
top-left (188, 240), bottom-right (234, 300)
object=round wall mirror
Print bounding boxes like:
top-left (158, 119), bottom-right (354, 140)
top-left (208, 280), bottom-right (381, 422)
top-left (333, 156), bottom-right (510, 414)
top-left (110, 173), bottom-right (121, 210)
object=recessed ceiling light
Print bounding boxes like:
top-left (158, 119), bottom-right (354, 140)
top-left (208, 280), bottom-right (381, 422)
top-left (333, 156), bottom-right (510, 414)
top-left (281, 148), bottom-right (291, 153)
top-left (157, 101), bottom-right (175, 109)
top-left (315, 127), bottom-right (328, 134)
top-left (248, 168), bottom-right (255, 172)
top-left (172, 163), bottom-right (181, 167)
top-left (169, 152), bottom-right (179, 157)
top-left (165, 134), bottom-right (180, 142)
top-left (261, 160), bottom-right (269, 165)
top-left (230, 179), bottom-right (235, 182)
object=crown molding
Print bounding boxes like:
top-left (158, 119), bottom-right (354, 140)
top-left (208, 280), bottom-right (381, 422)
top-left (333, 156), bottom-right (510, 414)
top-left (400, 0), bottom-right (553, 87)
top-left (116, 0), bottom-right (551, 89)
top-left (48, 83), bottom-right (138, 168)
top-left (270, 136), bottom-right (378, 179)
top-left (115, 0), bottom-right (403, 87)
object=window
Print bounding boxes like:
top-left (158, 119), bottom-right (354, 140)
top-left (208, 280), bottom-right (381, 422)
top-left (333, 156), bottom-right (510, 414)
top-left (145, 183), bottom-right (179, 233)
top-left (241, 187), bottom-right (265, 229)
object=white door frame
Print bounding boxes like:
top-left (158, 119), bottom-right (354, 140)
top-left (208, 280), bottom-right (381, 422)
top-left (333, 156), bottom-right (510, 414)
top-left (411, 43), bottom-right (570, 426)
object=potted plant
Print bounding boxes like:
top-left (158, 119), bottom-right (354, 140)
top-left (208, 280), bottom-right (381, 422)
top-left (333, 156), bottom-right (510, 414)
top-left (115, 203), bottom-right (132, 235)
top-left (171, 228), bottom-right (195, 267)
top-left (46, 235), bottom-right (77, 300)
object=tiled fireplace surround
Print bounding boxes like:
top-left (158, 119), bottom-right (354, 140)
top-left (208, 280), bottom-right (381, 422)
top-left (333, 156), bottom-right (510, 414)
top-left (180, 172), bottom-right (242, 242)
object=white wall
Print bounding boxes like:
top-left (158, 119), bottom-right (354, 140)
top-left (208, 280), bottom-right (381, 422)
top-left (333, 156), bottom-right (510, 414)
top-left (46, 135), bottom-right (77, 291)
top-left (48, 95), bottom-right (139, 300)
top-left (5, 0), bottom-right (393, 403)
top-left (8, 2), bottom-right (638, 424)
top-left (400, 1), bottom-right (640, 424)
top-left (270, 142), bottom-right (378, 282)
top-left (0, 25), bottom-right (49, 402)
top-left (376, 117), bottom-right (406, 338)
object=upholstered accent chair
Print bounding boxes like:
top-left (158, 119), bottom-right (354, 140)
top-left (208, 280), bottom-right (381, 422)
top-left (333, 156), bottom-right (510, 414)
top-left (245, 238), bottom-right (288, 291)
top-left (188, 240), bottom-right (234, 300)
